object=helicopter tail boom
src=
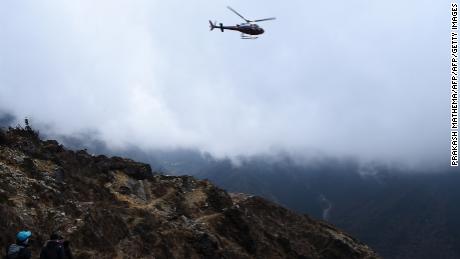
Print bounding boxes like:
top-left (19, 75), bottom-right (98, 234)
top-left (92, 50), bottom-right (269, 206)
top-left (209, 21), bottom-right (225, 32)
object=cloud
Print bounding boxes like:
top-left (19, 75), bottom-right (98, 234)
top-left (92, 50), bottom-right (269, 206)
top-left (0, 0), bottom-right (449, 167)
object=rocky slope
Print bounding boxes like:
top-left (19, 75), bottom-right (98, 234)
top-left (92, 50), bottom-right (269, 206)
top-left (0, 127), bottom-right (379, 259)
top-left (169, 156), bottom-right (459, 259)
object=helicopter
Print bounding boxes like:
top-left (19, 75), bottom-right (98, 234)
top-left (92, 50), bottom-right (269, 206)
top-left (209, 6), bottom-right (276, 39)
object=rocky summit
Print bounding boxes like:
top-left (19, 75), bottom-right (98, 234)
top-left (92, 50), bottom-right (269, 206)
top-left (0, 127), bottom-right (379, 259)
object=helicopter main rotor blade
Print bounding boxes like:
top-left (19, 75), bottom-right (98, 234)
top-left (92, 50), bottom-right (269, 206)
top-left (227, 6), bottom-right (250, 23)
top-left (253, 17), bottom-right (276, 22)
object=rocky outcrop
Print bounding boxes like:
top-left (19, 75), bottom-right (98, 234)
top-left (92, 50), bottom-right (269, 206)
top-left (0, 127), bottom-right (379, 258)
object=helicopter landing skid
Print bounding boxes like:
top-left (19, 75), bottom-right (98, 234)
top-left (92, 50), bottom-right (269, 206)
top-left (241, 34), bottom-right (258, 40)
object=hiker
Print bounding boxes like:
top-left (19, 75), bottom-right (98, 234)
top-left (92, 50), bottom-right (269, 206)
top-left (39, 233), bottom-right (73, 259)
top-left (62, 240), bottom-right (72, 259)
top-left (5, 230), bottom-right (32, 259)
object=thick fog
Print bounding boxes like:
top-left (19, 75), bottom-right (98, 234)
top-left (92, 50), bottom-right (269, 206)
top-left (0, 0), bottom-right (449, 167)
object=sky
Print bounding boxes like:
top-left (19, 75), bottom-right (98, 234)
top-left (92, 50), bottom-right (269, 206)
top-left (0, 0), bottom-right (450, 168)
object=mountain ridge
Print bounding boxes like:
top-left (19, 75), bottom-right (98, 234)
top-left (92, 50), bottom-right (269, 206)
top-left (0, 126), bottom-right (379, 258)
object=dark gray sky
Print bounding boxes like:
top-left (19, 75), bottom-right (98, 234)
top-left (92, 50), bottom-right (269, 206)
top-left (0, 0), bottom-right (449, 167)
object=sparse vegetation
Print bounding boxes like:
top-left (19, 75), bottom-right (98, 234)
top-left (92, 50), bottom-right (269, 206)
top-left (5, 118), bottom-right (40, 143)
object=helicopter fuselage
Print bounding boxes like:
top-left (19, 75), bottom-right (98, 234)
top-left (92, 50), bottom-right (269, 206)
top-left (209, 7), bottom-right (274, 39)
top-left (221, 24), bottom-right (265, 35)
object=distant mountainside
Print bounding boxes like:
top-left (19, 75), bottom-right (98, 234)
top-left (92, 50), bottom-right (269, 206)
top-left (133, 152), bottom-right (459, 259)
top-left (0, 126), bottom-right (379, 259)
top-left (177, 159), bottom-right (460, 259)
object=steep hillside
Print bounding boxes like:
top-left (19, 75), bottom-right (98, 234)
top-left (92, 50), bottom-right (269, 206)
top-left (158, 155), bottom-right (460, 259)
top-left (0, 127), bottom-right (379, 259)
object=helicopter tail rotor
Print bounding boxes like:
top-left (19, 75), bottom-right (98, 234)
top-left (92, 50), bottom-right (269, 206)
top-left (209, 20), bottom-right (215, 31)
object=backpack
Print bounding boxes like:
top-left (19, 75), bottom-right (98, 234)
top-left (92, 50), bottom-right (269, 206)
top-left (40, 241), bottom-right (65, 259)
top-left (6, 244), bottom-right (27, 259)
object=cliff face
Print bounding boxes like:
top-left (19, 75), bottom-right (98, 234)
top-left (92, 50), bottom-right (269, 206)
top-left (0, 127), bottom-right (379, 259)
